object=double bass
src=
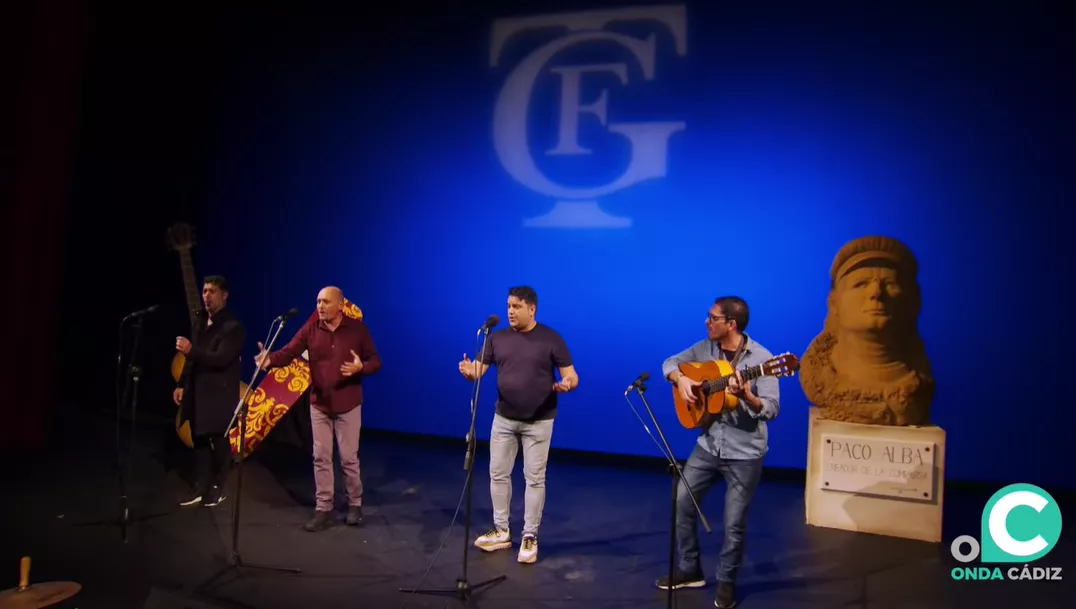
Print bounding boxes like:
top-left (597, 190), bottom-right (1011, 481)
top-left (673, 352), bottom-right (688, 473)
top-left (164, 223), bottom-right (247, 448)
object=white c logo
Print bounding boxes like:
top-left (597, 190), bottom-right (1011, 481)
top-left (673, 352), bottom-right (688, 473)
top-left (988, 490), bottom-right (1049, 557)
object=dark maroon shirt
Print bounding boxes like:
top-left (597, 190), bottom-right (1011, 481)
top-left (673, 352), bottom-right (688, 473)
top-left (266, 315), bottom-right (381, 415)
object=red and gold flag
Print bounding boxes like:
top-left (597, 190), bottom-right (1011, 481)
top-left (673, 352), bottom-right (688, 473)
top-left (228, 299), bottom-right (363, 457)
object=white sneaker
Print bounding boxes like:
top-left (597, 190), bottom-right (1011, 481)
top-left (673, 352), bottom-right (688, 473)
top-left (474, 528), bottom-right (511, 552)
top-left (517, 534), bottom-right (538, 563)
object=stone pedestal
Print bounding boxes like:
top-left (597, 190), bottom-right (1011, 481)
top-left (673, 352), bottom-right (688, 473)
top-left (805, 407), bottom-right (945, 543)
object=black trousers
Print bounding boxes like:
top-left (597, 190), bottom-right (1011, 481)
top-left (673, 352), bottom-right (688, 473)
top-left (193, 432), bottom-right (233, 494)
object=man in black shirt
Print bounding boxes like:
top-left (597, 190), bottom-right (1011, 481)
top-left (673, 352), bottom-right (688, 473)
top-left (174, 275), bottom-right (244, 507)
top-left (458, 286), bottom-right (578, 565)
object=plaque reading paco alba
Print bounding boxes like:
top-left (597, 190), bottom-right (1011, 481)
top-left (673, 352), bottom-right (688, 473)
top-left (819, 434), bottom-right (937, 501)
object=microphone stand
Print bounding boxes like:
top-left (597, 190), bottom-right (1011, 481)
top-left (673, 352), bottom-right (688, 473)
top-left (623, 377), bottom-right (710, 609)
top-left (400, 322), bottom-right (506, 606)
top-left (71, 312), bottom-right (171, 542)
top-left (198, 314), bottom-right (301, 593)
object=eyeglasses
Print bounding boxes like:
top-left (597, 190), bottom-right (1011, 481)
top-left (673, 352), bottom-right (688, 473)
top-left (707, 314), bottom-right (729, 323)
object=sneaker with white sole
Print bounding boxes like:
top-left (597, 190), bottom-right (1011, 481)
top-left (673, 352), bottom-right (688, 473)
top-left (202, 486), bottom-right (226, 507)
top-left (655, 567), bottom-right (706, 590)
top-left (517, 534), bottom-right (538, 563)
top-left (473, 528), bottom-right (511, 552)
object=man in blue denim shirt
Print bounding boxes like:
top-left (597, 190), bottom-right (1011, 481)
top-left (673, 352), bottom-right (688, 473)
top-left (654, 296), bottom-right (780, 609)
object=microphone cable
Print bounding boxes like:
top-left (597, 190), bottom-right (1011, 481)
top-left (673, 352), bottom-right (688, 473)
top-left (396, 454), bottom-right (474, 609)
top-left (397, 327), bottom-right (490, 609)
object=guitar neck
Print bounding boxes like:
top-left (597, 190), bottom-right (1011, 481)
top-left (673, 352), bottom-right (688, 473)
top-left (704, 363), bottom-right (765, 393)
top-left (177, 250), bottom-right (202, 329)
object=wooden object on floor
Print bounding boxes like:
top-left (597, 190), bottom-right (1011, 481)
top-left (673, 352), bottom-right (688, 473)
top-left (0, 557), bottom-right (80, 609)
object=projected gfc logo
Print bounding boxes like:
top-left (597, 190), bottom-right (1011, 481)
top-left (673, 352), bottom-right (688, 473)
top-left (490, 5), bottom-right (687, 228)
top-left (950, 483), bottom-right (1063, 582)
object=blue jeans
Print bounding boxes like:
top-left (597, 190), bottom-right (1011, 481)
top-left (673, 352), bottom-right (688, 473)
top-left (676, 443), bottom-right (764, 584)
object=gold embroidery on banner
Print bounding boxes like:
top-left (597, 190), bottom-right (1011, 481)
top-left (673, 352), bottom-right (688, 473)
top-left (229, 367), bottom-right (308, 455)
top-left (285, 359), bottom-right (311, 394)
top-left (245, 386), bottom-right (267, 406)
top-left (229, 394), bottom-right (282, 454)
top-left (247, 397), bottom-right (274, 431)
top-left (268, 399), bottom-right (291, 430)
top-left (228, 298), bottom-right (362, 455)
top-left (341, 299), bottom-right (363, 320)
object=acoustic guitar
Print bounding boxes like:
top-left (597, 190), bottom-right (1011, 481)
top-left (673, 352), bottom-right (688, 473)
top-left (671, 353), bottom-right (800, 429)
top-left (165, 223), bottom-right (248, 449)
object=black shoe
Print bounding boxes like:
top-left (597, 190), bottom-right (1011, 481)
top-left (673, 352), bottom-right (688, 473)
top-left (714, 581), bottom-right (737, 608)
top-left (304, 510), bottom-right (332, 532)
top-left (655, 567), bottom-right (706, 590)
top-left (346, 506), bottom-right (363, 526)
top-left (203, 485), bottom-right (226, 507)
top-left (180, 486), bottom-right (207, 507)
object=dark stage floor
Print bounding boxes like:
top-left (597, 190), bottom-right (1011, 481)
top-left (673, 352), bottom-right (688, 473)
top-left (4, 408), bottom-right (1072, 609)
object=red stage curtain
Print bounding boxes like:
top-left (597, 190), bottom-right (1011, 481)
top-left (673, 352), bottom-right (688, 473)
top-left (1, 1), bottom-right (87, 448)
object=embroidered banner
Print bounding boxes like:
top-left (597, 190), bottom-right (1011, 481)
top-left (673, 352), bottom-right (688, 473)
top-left (228, 299), bottom-right (363, 457)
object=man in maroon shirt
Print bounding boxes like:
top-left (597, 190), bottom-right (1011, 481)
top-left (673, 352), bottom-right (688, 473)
top-left (254, 286), bottom-right (381, 532)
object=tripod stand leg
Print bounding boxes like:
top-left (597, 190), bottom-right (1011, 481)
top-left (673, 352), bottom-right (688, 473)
top-left (70, 356), bottom-right (172, 540)
top-left (400, 575), bottom-right (507, 609)
top-left (400, 573), bottom-right (507, 596)
top-left (397, 474), bottom-right (508, 605)
top-left (399, 326), bottom-right (507, 607)
top-left (399, 574), bottom-right (508, 609)
top-left (200, 557), bottom-right (301, 584)
top-left (67, 508), bottom-right (173, 534)
top-left (74, 319), bottom-right (174, 543)
top-left (203, 403), bottom-right (301, 585)
top-left (195, 546), bottom-right (302, 595)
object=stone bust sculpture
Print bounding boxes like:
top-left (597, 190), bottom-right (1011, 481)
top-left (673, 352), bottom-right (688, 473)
top-left (799, 236), bottom-right (934, 426)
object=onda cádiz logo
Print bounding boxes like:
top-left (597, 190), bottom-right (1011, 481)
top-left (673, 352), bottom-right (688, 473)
top-left (489, 5), bottom-right (687, 229)
top-left (950, 483), bottom-right (1063, 582)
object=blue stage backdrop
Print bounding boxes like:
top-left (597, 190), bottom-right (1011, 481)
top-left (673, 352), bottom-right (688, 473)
top-left (198, 1), bottom-right (1074, 489)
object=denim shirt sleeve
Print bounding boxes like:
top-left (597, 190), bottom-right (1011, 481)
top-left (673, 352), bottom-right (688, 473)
top-left (661, 340), bottom-right (708, 380)
top-left (745, 373), bottom-right (780, 420)
top-left (743, 345), bottom-right (780, 421)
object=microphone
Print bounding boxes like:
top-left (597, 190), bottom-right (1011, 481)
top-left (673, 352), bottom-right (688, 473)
top-left (477, 314), bottom-right (499, 335)
top-left (275, 308), bottom-right (299, 321)
top-left (123, 305), bottom-right (159, 320)
top-left (624, 371), bottom-right (650, 395)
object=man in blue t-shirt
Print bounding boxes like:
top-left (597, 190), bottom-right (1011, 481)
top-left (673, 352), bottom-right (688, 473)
top-left (458, 286), bottom-right (579, 565)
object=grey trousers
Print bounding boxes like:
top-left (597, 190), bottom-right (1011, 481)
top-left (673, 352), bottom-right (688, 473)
top-left (489, 413), bottom-right (554, 536)
top-left (310, 405), bottom-right (363, 512)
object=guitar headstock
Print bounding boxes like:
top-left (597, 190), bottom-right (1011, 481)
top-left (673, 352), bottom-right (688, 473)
top-left (762, 352), bottom-right (800, 378)
top-left (165, 222), bottom-right (197, 253)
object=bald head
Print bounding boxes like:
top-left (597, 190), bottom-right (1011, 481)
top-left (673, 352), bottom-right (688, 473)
top-left (316, 286), bottom-right (344, 324)
top-left (319, 286), bottom-right (343, 301)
